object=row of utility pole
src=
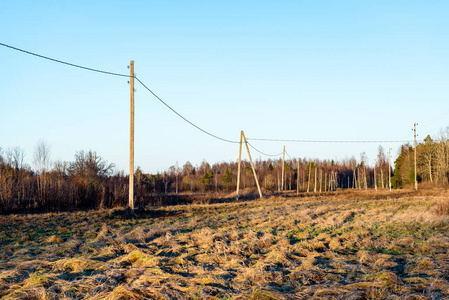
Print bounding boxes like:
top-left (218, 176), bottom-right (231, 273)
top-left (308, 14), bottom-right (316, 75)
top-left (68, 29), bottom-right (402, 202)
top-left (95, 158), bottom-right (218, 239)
top-left (127, 61), bottom-right (419, 210)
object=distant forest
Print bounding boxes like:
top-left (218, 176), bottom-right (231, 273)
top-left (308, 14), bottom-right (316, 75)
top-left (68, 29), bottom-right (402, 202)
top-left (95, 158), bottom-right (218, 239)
top-left (1, 128), bottom-right (449, 214)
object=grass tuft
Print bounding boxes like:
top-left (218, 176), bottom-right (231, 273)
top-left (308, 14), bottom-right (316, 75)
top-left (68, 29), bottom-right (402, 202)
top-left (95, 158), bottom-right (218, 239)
top-left (44, 235), bottom-right (63, 243)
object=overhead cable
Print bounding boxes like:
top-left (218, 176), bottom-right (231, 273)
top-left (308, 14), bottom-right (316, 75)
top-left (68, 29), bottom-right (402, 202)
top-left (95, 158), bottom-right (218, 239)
top-left (0, 42), bottom-right (129, 78)
top-left (246, 141), bottom-right (284, 157)
top-left (285, 150), bottom-right (292, 161)
top-left (246, 138), bottom-right (417, 143)
top-left (135, 77), bottom-right (239, 144)
top-left (1, 42), bottom-right (423, 146)
top-left (0, 42), bottom-right (239, 144)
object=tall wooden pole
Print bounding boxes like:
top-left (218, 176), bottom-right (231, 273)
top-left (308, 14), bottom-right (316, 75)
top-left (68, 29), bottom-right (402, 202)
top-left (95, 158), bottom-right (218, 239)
top-left (296, 158), bottom-right (299, 195)
top-left (236, 131), bottom-right (243, 199)
top-left (281, 145), bottom-right (285, 192)
top-left (374, 159), bottom-right (377, 191)
top-left (324, 172), bottom-right (327, 191)
top-left (319, 169), bottom-right (322, 193)
top-left (307, 163), bottom-right (311, 193)
top-left (129, 61), bottom-right (135, 210)
top-left (389, 148), bottom-right (392, 192)
top-left (414, 123), bottom-right (418, 191)
top-left (242, 132), bottom-right (263, 199)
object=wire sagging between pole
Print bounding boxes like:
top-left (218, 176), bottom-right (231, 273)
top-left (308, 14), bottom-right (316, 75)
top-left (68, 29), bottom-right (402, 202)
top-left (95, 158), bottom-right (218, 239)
top-left (134, 77), bottom-right (239, 144)
top-left (0, 42), bottom-right (424, 149)
top-left (0, 42), bottom-right (129, 78)
top-left (246, 141), bottom-right (284, 157)
top-left (246, 137), bottom-right (418, 143)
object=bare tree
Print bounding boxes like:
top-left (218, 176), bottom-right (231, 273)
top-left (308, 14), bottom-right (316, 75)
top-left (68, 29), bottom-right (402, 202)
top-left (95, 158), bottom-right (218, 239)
top-left (418, 136), bottom-right (436, 183)
top-left (360, 152), bottom-right (368, 190)
top-left (435, 128), bottom-right (449, 186)
top-left (33, 140), bottom-right (51, 175)
top-left (53, 160), bottom-right (68, 178)
top-left (8, 146), bottom-right (25, 171)
top-left (169, 162), bottom-right (182, 196)
top-left (69, 150), bottom-right (114, 181)
top-left (0, 147), bottom-right (4, 165)
top-left (307, 162), bottom-right (312, 193)
top-left (33, 140), bottom-right (51, 207)
top-left (377, 146), bottom-right (386, 188)
top-left (182, 161), bottom-right (193, 176)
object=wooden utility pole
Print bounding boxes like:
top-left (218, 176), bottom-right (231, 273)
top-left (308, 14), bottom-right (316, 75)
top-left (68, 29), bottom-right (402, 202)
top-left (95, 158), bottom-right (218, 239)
top-left (364, 167), bottom-right (367, 190)
top-left (381, 169), bottom-right (384, 188)
top-left (324, 172), bottom-right (327, 191)
top-left (314, 167), bottom-right (317, 192)
top-left (281, 145), bottom-right (285, 192)
top-left (236, 131), bottom-right (243, 199)
top-left (373, 160), bottom-right (377, 191)
top-left (296, 158), bottom-right (299, 195)
top-left (414, 123), bottom-right (418, 191)
top-left (236, 131), bottom-right (262, 199)
top-left (301, 171), bottom-right (306, 189)
top-left (388, 148), bottom-right (392, 192)
top-left (358, 168), bottom-right (361, 190)
top-left (129, 61), bottom-right (135, 211)
top-left (319, 169), bottom-right (322, 193)
top-left (353, 168), bottom-right (356, 189)
top-left (242, 132), bottom-right (263, 199)
top-left (307, 163), bottom-right (311, 193)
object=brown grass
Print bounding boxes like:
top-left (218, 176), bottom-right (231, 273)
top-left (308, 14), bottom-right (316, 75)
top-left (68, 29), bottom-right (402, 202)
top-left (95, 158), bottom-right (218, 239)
top-left (1, 189), bottom-right (449, 298)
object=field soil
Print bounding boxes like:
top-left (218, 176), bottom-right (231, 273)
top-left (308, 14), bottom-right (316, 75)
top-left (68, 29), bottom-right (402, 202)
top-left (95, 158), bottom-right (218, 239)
top-left (1, 189), bottom-right (449, 299)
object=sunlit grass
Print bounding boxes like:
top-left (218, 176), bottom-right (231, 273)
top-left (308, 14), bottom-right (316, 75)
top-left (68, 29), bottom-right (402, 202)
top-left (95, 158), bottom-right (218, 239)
top-left (0, 189), bottom-right (449, 298)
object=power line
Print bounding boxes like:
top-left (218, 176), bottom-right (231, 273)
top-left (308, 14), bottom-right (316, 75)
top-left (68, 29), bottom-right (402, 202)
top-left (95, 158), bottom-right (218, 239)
top-left (0, 42), bottom-right (424, 146)
top-left (0, 42), bottom-right (129, 78)
top-left (246, 137), bottom-right (417, 143)
top-left (420, 107), bottom-right (449, 126)
top-left (135, 77), bottom-right (239, 144)
top-left (285, 150), bottom-right (293, 161)
top-left (0, 42), bottom-right (239, 144)
top-left (245, 141), bottom-right (284, 157)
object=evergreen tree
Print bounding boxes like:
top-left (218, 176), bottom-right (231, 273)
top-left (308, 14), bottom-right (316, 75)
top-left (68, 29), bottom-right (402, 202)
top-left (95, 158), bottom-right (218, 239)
top-left (222, 168), bottom-right (232, 184)
top-left (391, 146), bottom-right (406, 188)
top-left (200, 170), bottom-right (213, 185)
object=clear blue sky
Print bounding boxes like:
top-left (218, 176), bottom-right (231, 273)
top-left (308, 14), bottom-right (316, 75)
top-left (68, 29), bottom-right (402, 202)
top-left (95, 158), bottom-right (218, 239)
top-left (1, 1), bottom-right (449, 173)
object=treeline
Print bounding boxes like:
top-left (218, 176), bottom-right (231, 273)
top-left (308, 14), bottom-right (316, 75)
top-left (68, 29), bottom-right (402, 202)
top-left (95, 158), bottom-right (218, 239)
top-left (1, 129), bottom-right (449, 214)
top-left (392, 130), bottom-right (449, 188)
top-left (0, 146), bottom-right (126, 214)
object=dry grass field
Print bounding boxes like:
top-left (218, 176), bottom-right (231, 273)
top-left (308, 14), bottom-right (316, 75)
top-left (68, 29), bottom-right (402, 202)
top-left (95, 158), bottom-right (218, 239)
top-left (1, 189), bottom-right (449, 299)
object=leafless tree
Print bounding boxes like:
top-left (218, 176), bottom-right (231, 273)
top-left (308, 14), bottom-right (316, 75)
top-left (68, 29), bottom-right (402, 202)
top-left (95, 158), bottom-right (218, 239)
top-left (33, 140), bottom-right (51, 206)
top-left (360, 152), bottom-right (368, 190)
top-left (8, 147), bottom-right (25, 171)
top-left (418, 136), bottom-right (436, 183)
top-left (33, 140), bottom-right (51, 175)
top-left (435, 128), bottom-right (449, 186)
top-left (377, 146), bottom-right (386, 188)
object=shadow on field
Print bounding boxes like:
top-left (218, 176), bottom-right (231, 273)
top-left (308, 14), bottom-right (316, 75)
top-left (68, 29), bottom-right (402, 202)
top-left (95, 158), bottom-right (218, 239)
top-left (277, 189), bottom-right (419, 201)
top-left (104, 207), bottom-right (184, 220)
